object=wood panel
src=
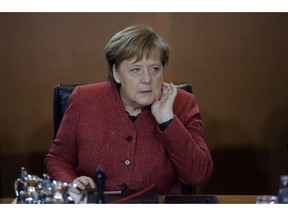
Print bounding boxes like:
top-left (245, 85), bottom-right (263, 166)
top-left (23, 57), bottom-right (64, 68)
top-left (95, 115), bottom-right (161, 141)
top-left (1, 13), bottom-right (288, 197)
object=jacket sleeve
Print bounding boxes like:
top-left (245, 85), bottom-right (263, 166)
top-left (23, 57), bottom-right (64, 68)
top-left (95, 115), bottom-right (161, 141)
top-left (155, 91), bottom-right (213, 186)
top-left (44, 87), bottom-right (80, 183)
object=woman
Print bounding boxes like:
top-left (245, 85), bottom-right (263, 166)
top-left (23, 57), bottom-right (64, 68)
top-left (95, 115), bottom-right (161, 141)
top-left (44, 25), bottom-right (213, 196)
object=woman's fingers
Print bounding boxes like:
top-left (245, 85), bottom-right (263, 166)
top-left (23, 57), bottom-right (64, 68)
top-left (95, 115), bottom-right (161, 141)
top-left (72, 176), bottom-right (96, 194)
top-left (162, 82), bottom-right (175, 94)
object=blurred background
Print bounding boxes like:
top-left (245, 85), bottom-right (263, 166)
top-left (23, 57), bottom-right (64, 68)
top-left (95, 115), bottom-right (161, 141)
top-left (0, 13), bottom-right (288, 198)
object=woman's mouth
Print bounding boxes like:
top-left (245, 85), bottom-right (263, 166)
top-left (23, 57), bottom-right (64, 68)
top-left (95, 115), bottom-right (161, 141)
top-left (139, 90), bottom-right (152, 93)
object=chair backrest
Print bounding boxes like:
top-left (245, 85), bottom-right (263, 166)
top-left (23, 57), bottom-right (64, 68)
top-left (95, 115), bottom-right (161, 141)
top-left (53, 82), bottom-right (195, 194)
top-left (53, 84), bottom-right (82, 138)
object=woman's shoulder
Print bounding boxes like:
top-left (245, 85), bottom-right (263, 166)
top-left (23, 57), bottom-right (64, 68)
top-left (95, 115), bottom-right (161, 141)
top-left (72, 82), bottom-right (116, 101)
top-left (174, 88), bottom-right (201, 119)
top-left (75, 82), bottom-right (113, 94)
top-left (77, 82), bottom-right (109, 90)
top-left (174, 88), bottom-right (198, 109)
top-left (176, 87), bottom-right (195, 99)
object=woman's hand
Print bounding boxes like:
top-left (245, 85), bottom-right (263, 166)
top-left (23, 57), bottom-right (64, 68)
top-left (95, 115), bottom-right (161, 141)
top-left (151, 82), bottom-right (177, 123)
top-left (70, 176), bottom-right (96, 194)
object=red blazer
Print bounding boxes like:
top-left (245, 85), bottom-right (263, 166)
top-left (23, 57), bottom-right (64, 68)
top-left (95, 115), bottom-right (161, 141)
top-left (44, 82), bottom-right (213, 195)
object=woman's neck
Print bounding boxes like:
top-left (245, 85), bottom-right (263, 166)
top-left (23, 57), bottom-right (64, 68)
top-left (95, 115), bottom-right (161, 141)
top-left (125, 106), bottom-right (142, 117)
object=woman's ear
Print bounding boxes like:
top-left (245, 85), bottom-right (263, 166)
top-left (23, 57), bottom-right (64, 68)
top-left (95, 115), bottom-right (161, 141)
top-left (113, 65), bottom-right (121, 84)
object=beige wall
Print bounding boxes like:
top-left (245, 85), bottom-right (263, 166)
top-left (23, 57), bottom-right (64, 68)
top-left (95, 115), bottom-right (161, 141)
top-left (1, 13), bottom-right (288, 197)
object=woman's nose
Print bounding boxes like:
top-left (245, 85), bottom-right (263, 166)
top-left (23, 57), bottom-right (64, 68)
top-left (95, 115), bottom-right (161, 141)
top-left (141, 70), bottom-right (151, 83)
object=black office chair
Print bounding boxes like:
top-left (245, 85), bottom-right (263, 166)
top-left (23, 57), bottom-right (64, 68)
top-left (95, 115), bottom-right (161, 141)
top-left (53, 82), bottom-right (196, 195)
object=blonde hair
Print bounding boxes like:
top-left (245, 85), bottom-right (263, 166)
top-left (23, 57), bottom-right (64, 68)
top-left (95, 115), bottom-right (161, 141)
top-left (105, 25), bottom-right (170, 87)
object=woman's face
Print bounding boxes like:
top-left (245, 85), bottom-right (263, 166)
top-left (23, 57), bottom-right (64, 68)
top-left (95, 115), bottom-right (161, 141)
top-left (113, 52), bottom-right (164, 110)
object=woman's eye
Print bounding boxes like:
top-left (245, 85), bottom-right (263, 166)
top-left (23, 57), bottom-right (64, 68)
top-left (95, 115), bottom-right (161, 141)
top-left (131, 68), bottom-right (141, 73)
top-left (151, 66), bottom-right (160, 73)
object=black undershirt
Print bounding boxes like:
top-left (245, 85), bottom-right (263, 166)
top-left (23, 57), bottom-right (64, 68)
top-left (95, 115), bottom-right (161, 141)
top-left (128, 115), bottom-right (137, 122)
